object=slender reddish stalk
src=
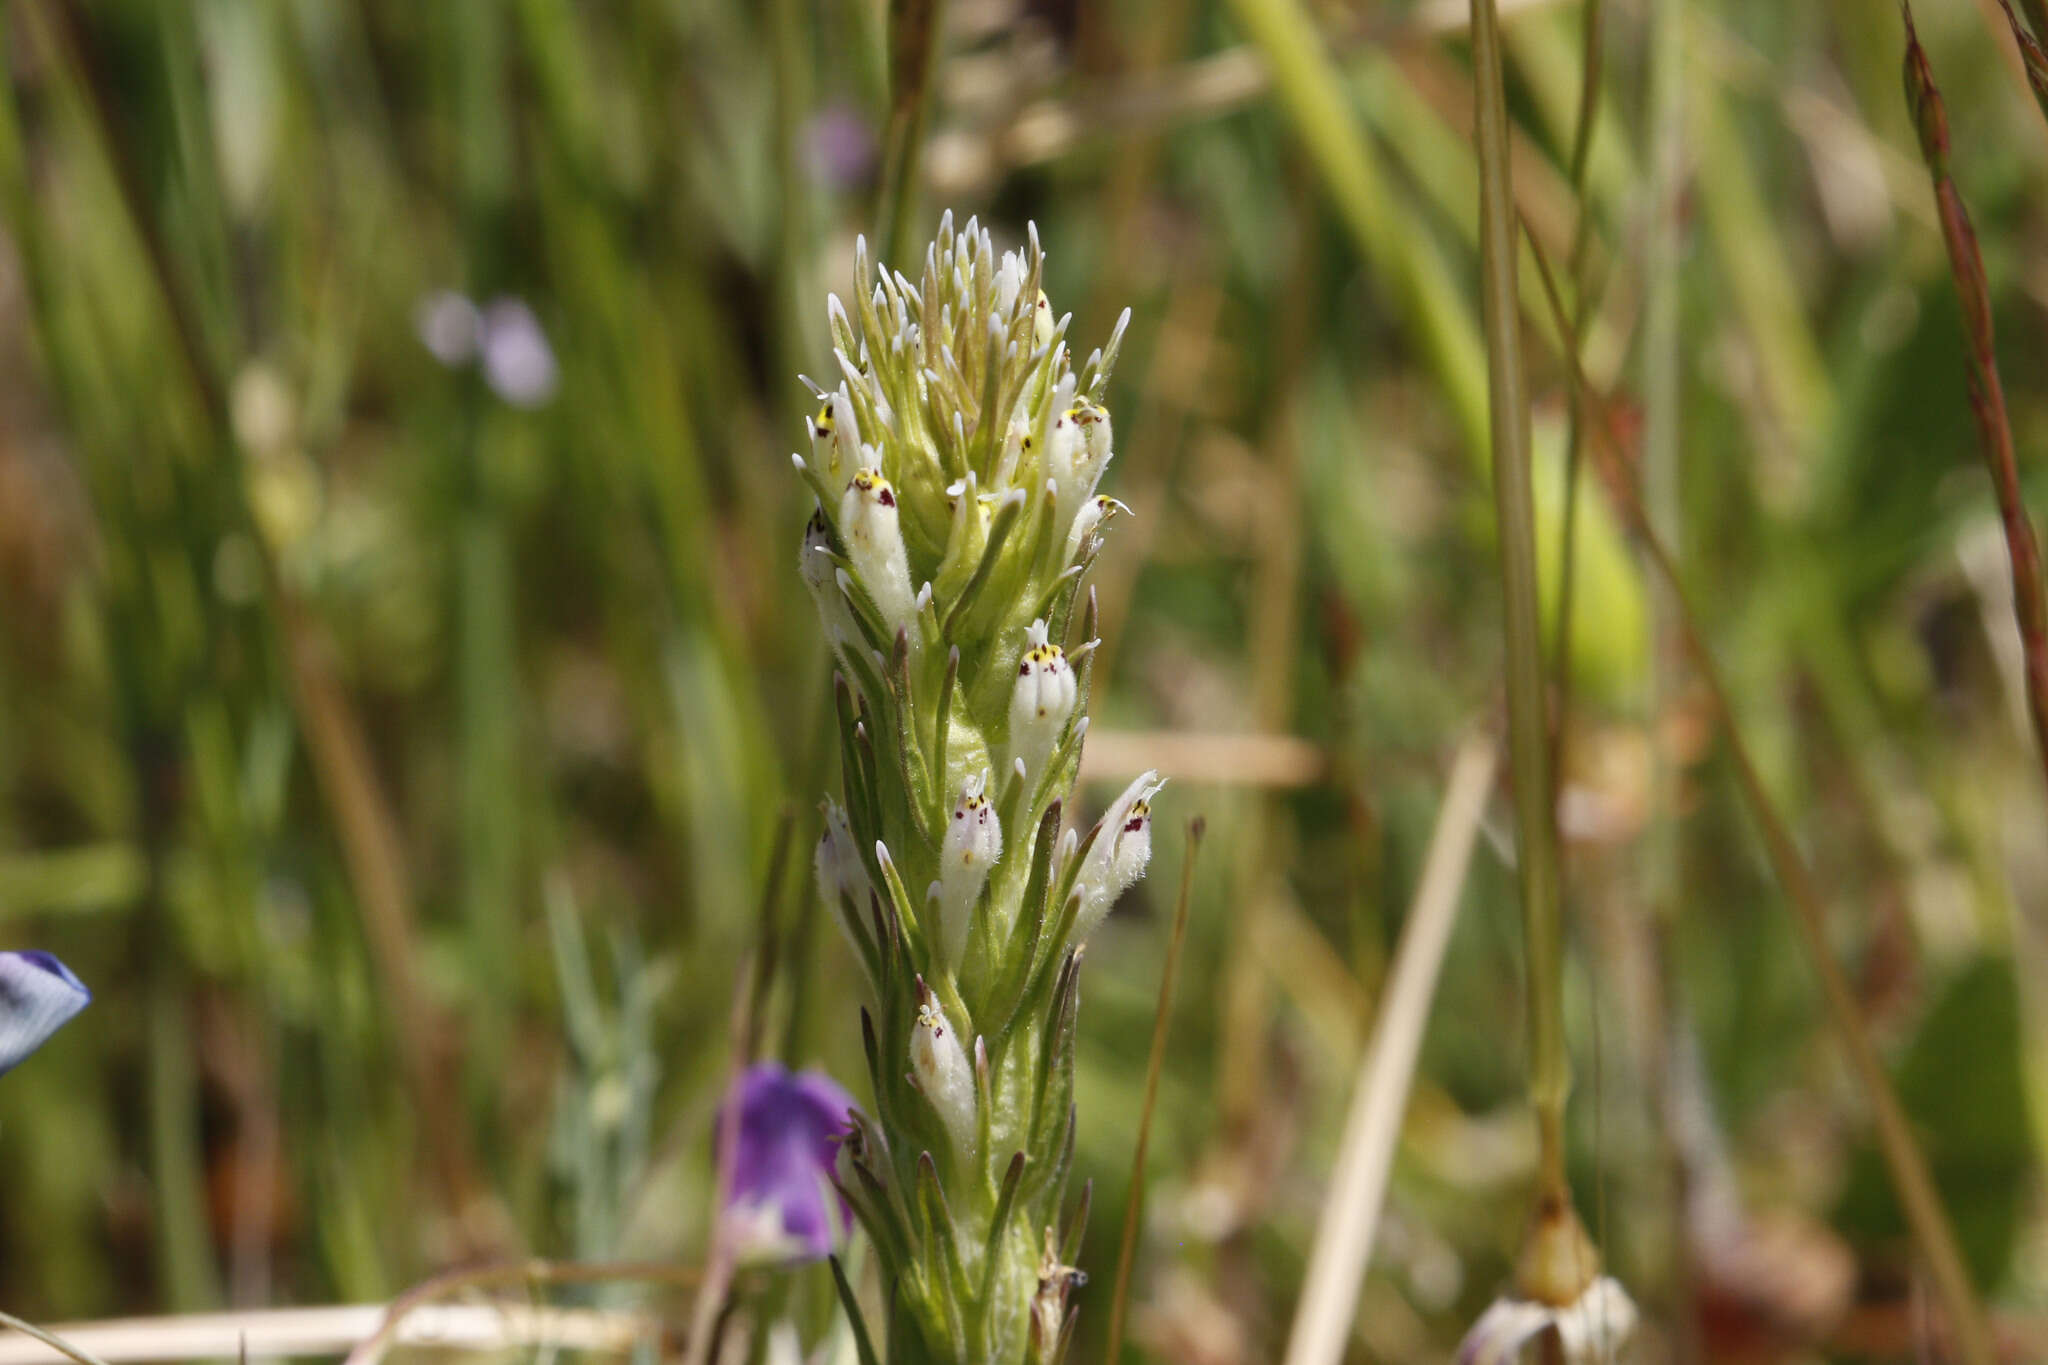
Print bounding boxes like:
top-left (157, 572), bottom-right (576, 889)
top-left (1903, 5), bottom-right (2048, 809)
top-left (1994, 0), bottom-right (2048, 125)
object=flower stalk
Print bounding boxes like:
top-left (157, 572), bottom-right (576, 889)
top-left (1470, 0), bottom-right (1573, 1248)
top-left (791, 216), bottom-right (1149, 1364)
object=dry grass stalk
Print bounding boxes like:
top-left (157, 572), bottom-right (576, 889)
top-left (1105, 818), bottom-right (1207, 1362)
top-left (1280, 734), bottom-right (1497, 1365)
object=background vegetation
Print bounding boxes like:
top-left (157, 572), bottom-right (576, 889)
top-left (1, 0), bottom-right (2045, 1359)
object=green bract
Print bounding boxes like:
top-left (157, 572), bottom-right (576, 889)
top-left (793, 214), bottom-right (1154, 1365)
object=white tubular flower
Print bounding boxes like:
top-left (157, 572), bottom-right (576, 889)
top-left (1072, 770), bottom-right (1165, 942)
top-left (1040, 376), bottom-right (1081, 495)
top-left (840, 466), bottom-right (916, 634)
top-left (992, 419), bottom-right (1032, 492)
top-left (936, 773), bottom-right (1002, 965)
top-left (799, 509), bottom-right (860, 657)
top-left (808, 388), bottom-right (860, 485)
top-left (1007, 620), bottom-right (1076, 783)
top-left (1455, 1278), bottom-right (1638, 1365)
top-left (1066, 397), bottom-right (1112, 496)
top-left (910, 982), bottom-right (976, 1157)
top-left (1064, 494), bottom-right (1130, 567)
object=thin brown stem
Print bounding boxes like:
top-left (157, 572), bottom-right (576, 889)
top-left (1902, 5), bottom-right (2048, 816)
top-left (1105, 817), bottom-right (1205, 1364)
top-left (1548, 0), bottom-right (1607, 807)
top-left (1994, 0), bottom-right (2048, 125)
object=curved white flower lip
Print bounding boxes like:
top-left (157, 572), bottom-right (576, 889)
top-left (1456, 1276), bottom-right (1637, 1365)
top-left (0, 950), bottom-right (91, 1076)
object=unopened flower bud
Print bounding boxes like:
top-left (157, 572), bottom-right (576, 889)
top-left (995, 251), bottom-right (1026, 320)
top-left (936, 772), bottom-right (1002, 965)
top-left (1033, 289), bottom-right (1054, 349)
top-left (1040, 376), bottom-right (1081, 494)
top-left (840, 466), bottom-right (916, 633)
top-left (800, 509), bottom-right (861, 657)
top-left (1072, 770), bottom-right (1165, 942)
top-left (910, 982), bottom-right (976, 1157)
top-left (1008, 620), bottom-right (1076, 783)
top-left (815, 800), bottom-right (874, 980)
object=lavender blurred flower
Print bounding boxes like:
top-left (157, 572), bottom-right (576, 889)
top-left (414, 292), bottom-right (559, 408)
top-left (0, 951), bottom-right (90, 1076)
top-left (1455, 1277), bottom-right (1637, 1365)
top-left (804, 104), bottom-right (877, 192)
top-left (479, 298), bottom-right (559, 407)
top-left (719, 1063), bottom-right (856, 1266)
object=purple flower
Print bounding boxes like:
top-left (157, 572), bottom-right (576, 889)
top-left (805, 105), bottom-right (877, 192)
top-left (0, 951), bottom-right (90, 1076)
top-left (719, 1063), bottom-right (856, 1266)
top-left (413, 292), bottom-right (559, 408)
top-left (480, 299), bottom-right (559, 408)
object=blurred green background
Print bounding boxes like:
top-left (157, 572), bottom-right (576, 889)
top-left (1, 0), bottom-right (2046, 1359)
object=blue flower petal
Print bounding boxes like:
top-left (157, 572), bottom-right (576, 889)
top-left (0, 951), bottom-right (90, 1076)
top-left (718, 1062), bottom-right (856, 1265)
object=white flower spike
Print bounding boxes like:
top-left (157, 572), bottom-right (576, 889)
top-left (788, 218), bottom-right (1150, 1365)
